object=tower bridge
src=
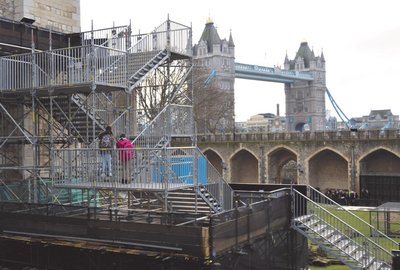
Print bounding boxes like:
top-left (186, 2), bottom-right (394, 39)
top-left (193, 20), bottom-right (326, 132)
top-left (235, 62), bottom-right (314, 83)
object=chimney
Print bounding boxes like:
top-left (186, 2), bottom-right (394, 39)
top-left (276, 104), bottom-right (280, 116)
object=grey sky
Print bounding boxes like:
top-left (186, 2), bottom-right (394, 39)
top-left (81, 0), bottom-right (400, 122)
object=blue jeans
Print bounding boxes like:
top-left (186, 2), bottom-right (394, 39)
top-left (101, 152), bottom-right (112, 175)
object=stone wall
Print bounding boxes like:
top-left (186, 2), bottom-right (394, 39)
top-left (195, 130), bottom-right (400, 192)
top-left (0, 0), bottom-right (80, 33)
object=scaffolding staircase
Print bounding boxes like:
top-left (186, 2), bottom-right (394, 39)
top-left (38, 93), bottom-right (112, 143)
top-left (291, 186), bottom-right (397, 269)
top-left (127, 50), bottom-right (169, 92)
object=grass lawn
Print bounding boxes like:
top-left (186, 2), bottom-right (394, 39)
top-left (306, 206), bottom-right (400, 270)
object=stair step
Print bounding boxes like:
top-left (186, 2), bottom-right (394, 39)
top-left (352, 250), bottom-right (364, 262)
top-left (320, 229), bottom-right (335, 239)
top-left (327, 233), bottom-right (342, 244)
top-left (336, 239), bottom-right (350, 250)
top-left (295, 214), bottom-right (313, 223)
top-left (344, 244), bottom-right (358, 255)
top-left (304, 218), bottom-right (319, 227)
top-left (174, 205), bottom-right (211, 211)
top-left (314, 224), bottom-right (328, 233)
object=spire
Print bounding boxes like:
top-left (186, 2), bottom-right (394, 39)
top-left (311, 47), bottom-right (316, 59)
top-left (321, 49), bottom-right (325, 62)
top-left (206, 15), bottom-right (213, 24)
top-left (199, 19), bottom-right (221, 53)
top-left (284, 51), bottom-right (290, 64)
top-left (228, 30), bottom-right (235, 47)
top-left (295, 41), bottom-right (314, 68)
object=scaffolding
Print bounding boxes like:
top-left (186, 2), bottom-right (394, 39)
top-left (0, 17), bottom-right (233, 214)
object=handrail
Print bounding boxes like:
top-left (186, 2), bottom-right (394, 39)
top-left (292, 188), bottom-right (393, 266)
top-left (307, 185), bottom-right (399, 250)
top-left (196, 149), bottom-right (233, 210)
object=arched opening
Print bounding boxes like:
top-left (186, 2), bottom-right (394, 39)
top-left (268, 147), bottom-right (297, 184)
top-left (230, 149), bottom-right (258, 183)
top-left (203, 149), bottom-right (223, 175)
top-left (359, 149), bottom-right (400, 202)
top-left (295, 122), bottom-right (305, 132)
top-left (360, 149), bottom-right (400, 174)
top-left (309, 149), bottom-right (348, 191)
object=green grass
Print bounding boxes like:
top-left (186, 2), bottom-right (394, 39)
top-left (307, 205), bottom-right (400, 269)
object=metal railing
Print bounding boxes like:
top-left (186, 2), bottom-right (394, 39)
top-left (306, 185), bottom-right (399, 254)
top-left (196, 150), bottom-right (233, 211)
top-left (132, 104), bottom-right (193, 149)
top-left (81, 25), bottom-right (129, 50)
top-left (51, 146), bottom-right (233, 211)
top-left (0, 45), bottom-right (127, 92)
top-left (292, 187), bottom-right (398, 265)
top-left (52, 147), bottom-right (189, 191)
top-left (128, 20), bottom-right (191, 56)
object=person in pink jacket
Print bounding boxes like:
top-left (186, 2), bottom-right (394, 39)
top-left (116, 134), bottom-right (134, 184)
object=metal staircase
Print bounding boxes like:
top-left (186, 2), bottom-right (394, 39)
top-left (39, 93), bottom-right (111, 143)
top-left (127, 50), bottom-right (169, 92)
top-left (166, 188), bottom-right (216, 214)
top-left (291, 186), bottom-right (398, 269)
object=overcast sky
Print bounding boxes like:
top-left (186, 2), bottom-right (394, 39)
top-left (81, 0), bottom-right (400, 122)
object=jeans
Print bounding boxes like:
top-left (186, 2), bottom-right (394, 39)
top-left (101, 152), bottom-right (112, 176)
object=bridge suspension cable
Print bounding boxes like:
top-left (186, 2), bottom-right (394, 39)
top-left (325, 87), bottom-right (354, 129)
top-left (204, 69), bottom-right (216, 87)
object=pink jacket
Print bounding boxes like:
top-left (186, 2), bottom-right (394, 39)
top-left (116, 139), bottom-right (134, 161)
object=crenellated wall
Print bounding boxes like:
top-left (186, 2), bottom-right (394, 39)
top-left (187, 130), bottom-right (400, 192)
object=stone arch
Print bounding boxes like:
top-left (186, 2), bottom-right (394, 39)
top-left (307, 147), bottom-right (349, 191)
top-left (203, 148), bottom-right (224, 175)
top-left (359, 147), bottom-right (400, 174)
top-left (295, 122), bottom-right (306, 132)
top-left (267, 146), bottom-right (298, 184)
top-left (230, 148), bottom-right (259, 183)
top-left (358, 147), bottom-right (400, 201)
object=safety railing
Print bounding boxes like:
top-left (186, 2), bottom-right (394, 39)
top-left (196, 150), bottom-right (233, 210)
top-left (292, 187), bottom-right (398, 265)
top-left (128, 19), bottom-right (191, 56)
top-left (307, 185), bottom-right (399, 254)
top-left (0, 44), bottom-right (127, 92)
top-left (132, 104), bottom-right (193, 149)
top-left (164, 147), bottom-right (233, 211)
top-left (52, 147), bottom-right (190, 191)
top-left (80, 25), bottom-right (130, 50)
top-left (51, 146), bottom-right (233, 211)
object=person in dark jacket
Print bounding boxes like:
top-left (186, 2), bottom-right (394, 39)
top-left (98, 126), bottom-right (115, 177)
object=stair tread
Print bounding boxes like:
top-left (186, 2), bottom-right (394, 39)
top-left (327, 233), bottom-right (342, 244)
top-left (172, 204), bottom-right (210, 212)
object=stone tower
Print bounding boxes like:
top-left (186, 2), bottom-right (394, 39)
top-left (284, 42), bottom-right (326, 131)
top-left (0, 0), bottom-right (80, 33)
top-left (193, 18), bottom-right (235, 133)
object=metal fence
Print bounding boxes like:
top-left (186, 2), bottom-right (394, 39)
top-left (132, 104), bottom-right (194, 149)
top-left (292, 186), bottom-right (399, 265)
top-left (51, 146), bottom-right (233, 210)
top-left (0, 45), bottom-right (127, 91)
top-left (129, 20), bottom-right (191, 56)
